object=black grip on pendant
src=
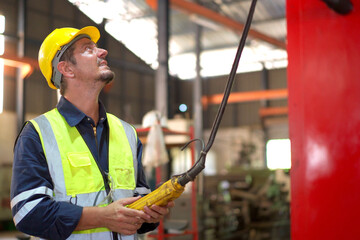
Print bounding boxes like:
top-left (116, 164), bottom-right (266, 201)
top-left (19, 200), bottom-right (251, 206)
top-left (178, 154), bottom-right (206, 186)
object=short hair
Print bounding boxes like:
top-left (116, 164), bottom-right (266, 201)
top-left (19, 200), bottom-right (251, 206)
top-left (58, 43), bottom-right (77, 95)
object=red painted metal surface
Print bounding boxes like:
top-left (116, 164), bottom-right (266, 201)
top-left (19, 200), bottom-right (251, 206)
top-left (287, 1), bottom-right (360, 239)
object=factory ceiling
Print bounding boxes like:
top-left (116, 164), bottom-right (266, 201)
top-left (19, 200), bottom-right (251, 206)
top-left (67, 0), bottom-right (287, 80)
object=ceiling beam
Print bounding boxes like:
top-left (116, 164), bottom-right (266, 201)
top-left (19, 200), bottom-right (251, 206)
top-left (259, 106), bottom-right (288, 117)
top-left (173, 42), bottom-right (241, 55)
top-left (146, 0), bottom-right (286, 50)
top-left (202, 88), bottom-right (288, 108)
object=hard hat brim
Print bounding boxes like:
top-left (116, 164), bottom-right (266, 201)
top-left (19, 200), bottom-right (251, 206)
top-left (69, 26), bottom-right (100, 46)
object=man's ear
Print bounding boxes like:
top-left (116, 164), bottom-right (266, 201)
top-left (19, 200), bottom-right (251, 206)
top-left (57, 61), bottom-right (74, 78)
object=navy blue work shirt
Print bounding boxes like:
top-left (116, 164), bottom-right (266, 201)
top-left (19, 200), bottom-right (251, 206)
top-left (10, 96), bottom-right (157, 240)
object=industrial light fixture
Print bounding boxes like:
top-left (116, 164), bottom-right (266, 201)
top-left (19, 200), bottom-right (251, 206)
top-left (0, 14), bottom-right (5, 114)
top-left (179, 104), bottom-right (188, 113)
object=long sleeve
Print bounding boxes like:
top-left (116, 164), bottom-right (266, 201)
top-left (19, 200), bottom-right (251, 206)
top-left (11, 123), bottom-right (83, 240)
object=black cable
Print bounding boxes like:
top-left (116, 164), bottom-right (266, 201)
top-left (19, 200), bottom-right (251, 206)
top-left (178, 0), bottom-right (258, 186)
top-left (204, 0), bottom-right (257, 153)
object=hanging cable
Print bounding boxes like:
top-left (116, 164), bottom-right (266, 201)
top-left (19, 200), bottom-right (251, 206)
top-left (178, 0), bottom-right (258, 186)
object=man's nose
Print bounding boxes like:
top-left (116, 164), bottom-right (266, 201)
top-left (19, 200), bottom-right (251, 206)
top-left (97, 48), bottom-right (108, 58)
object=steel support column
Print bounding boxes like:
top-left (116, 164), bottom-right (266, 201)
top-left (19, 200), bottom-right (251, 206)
top-left (16, 0), bottom-right (25, 132)
top-left (156, 0), bottom-right (169, 118)
top-left (155, 2), bottom-right (170, 239)
top-left (193, 25), bottom-right (203, 159)
top-left (261, 67), bottom-right (269, 108)
top-left (193, 23), bottom-right (202, 240)
top-left (260, 66), bottom-right (269, 167)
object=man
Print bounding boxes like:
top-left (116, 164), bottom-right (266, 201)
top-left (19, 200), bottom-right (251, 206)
top-left (10, 26), bottom-right (174, 240)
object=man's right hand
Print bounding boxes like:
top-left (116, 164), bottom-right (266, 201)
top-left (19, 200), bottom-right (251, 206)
top-left (75, 196), bottom-right (151, 235)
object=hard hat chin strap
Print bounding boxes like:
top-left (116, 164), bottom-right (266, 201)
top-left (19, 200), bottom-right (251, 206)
top-left (51, 34), bottom-right (90, 89)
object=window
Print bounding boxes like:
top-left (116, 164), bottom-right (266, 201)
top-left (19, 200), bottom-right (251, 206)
top-left (266, 139), bottom-right (291, 169)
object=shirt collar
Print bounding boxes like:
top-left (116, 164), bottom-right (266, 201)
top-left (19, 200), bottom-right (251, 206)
top-left (57, 96), bottom-right (107, 127)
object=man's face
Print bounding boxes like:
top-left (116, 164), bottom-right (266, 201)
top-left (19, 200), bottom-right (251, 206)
top-left (71, 38), bottom-right (114, 85)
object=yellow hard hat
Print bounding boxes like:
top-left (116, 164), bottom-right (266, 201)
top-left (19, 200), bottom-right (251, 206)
top-left (38, 26), bottom-right (100, 89)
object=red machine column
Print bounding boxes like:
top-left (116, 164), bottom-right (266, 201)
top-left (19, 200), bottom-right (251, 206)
top-left (287, 1), bottom-right (360, 239)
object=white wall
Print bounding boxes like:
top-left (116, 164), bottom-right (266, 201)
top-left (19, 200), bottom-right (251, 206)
top-left (204, 126), bottom-right (265, 174)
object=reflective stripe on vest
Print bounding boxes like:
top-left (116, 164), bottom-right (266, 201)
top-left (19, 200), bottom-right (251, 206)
top-left (30, 109), bottom-right (139, 240)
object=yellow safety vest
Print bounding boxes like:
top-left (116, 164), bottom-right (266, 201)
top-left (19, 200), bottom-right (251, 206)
top-left (30, 108), bottom-right (139, 240)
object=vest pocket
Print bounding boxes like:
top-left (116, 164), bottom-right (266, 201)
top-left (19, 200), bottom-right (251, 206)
top-left (66, 152), bottom-right (96, 196)
top-left (114, 167), bottom-right (135, 189)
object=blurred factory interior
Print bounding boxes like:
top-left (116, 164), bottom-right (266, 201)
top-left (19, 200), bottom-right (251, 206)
top-left (0, 0), bottom-right (359, 239)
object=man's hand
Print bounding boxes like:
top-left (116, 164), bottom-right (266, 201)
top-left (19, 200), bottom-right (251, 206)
top-left (143, 201), bottom-right (175, 223)
top-left (76, 196), bottom-right (150, 235)
top-left (103, 196), bottom-right (150, 235)
top-left (76, 197), bottom-right (175, 235)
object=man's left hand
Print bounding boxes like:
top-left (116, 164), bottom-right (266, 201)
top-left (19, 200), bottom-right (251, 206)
top-left (143, 201), bottom-right (175, 223)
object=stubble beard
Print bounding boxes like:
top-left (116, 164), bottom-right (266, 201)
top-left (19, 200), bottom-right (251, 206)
top-left (97, 57), bottom-right (115, 84)
top-left (98, 69), bottom-right (115, 85)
